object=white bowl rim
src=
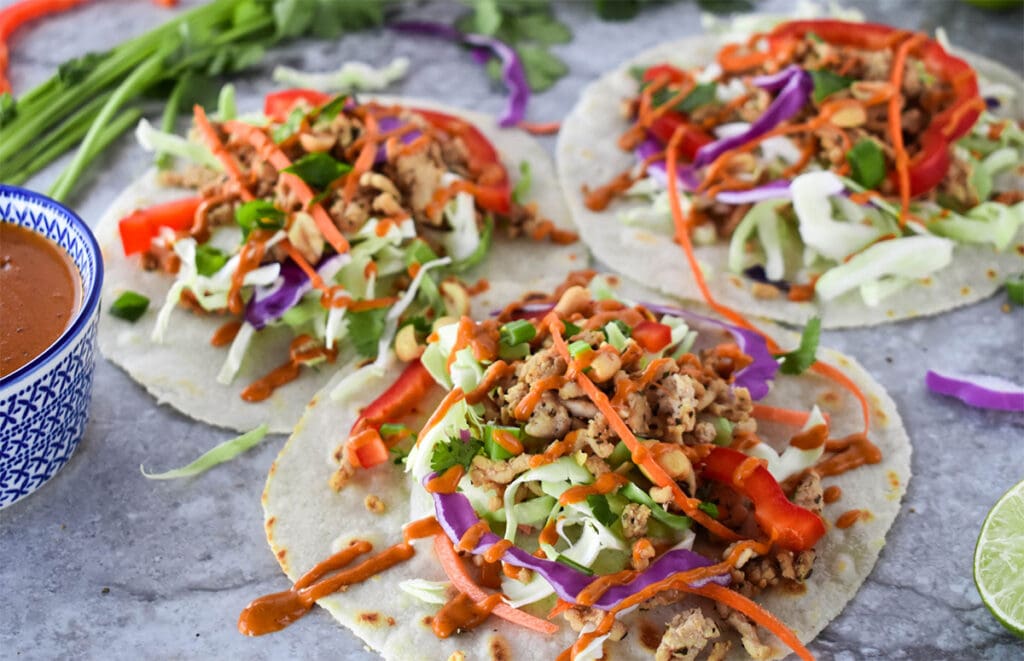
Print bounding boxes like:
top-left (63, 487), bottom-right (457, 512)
top-left (0, 184), bottom-right (104, 386)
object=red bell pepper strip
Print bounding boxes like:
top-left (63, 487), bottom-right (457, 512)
top-left (700, 447), bottom-right (826, 551)
top-left (350, 359), bottom-right (438, 434)
top-left (117, 196), bottom-right (203, 256)
top-left (647, 112), bottom-right (714, 162)
top-left (768, 19), bottom-right (982, 197)
top-left (0, 0), bottom-right (88, 94)
top-left (631, 320), bottom-right (673, 353)
top-left (641, 64), bottom-right (689, 85)
top-left (263, 88), bottom-right (332, 122)
top-left (346, 428), bottom-right (390, 468)
top-left (413, 108), bottom-right (512, 214)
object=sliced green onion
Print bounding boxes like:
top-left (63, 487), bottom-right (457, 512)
top-left (568, 340), bottom-right (593, 360)
top-left (141, 425), bottom-right (269, 480)
top-left (607, 441), bottom-right (632, 467)
top-left (380, 423), bottom-right (412, 439)
top-left (713, 417), bottom-right (734, 446)
top-left (1007, 274), bottom-right (1024, 306)
top-left (562, 320), bottom-right (581, 337)
top-left (501, 319), bottom-right (537, 346)
top-left (603, 320), bottom-right (630, 352)
top-left (555, 554), bottom-right (594, 576)
top-left (512, 160), bottom-right (532, 204)
top-left (620, 482), bottom-right (692, 531)
top-left (776, 317), bottom-right (821, 376)
top-left (195, 244), bottom-right (229, 276)
top-left (498, 342), bottom-right (531, 361)
top-left (484, 425), bottom-right (522, 461)
top-left (846, 139), bottom-right (886, 189)
top-left (109, 291), bottom-right (150, 322)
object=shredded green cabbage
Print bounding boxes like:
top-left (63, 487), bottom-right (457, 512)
top-left (141, 425), bottom-right (269, 479)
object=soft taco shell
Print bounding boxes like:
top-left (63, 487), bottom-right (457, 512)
top-left (556, 35), bottom-right (1024, 328)
top-left (261, 282), bottom-right (911, 659)
top-left (97, 99), bottom-right (586, 433)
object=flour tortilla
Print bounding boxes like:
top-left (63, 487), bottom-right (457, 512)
top-left (262, 279), bottom-right (911, 659)
top-left (556, 35), bottom-right (1024, 328)
top-left (97, 99), bottom-right (587, 433)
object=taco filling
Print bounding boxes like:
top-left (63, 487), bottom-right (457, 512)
top-left (579, 19), bottom-right (1022, 310)
top-left (111, 89), bottom-right (576, 403)
top-left (250, 283), bottom-right (907, 660)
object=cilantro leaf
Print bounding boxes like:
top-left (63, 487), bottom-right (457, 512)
top-left (283, 152), bottom-right (351, 190)
top-left (810, 69), bottom-right (854, 104)
top-left (587, 494), bottom-right (618, 527)
top-left (678, 82), bottom-right (717, 113)
top-left (430, 437), bottom-right (484, 473)
top-left (517, 44), bottom-right (568, 93)
top-left (272, 106), bottom-right (306, 144)
top-left (776, 317), bottom-right (821, 375)
top-left (347, 307), bottom-right (389, 358)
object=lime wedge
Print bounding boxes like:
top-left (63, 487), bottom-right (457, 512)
top-left (974, 479), bottom-right (1024, 639)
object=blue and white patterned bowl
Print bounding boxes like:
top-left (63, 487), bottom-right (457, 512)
top-left (0, 185), bottom-right (103, 509)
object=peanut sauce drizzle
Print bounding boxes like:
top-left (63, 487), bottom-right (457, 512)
top-left (529, 433), bottom-right (576, 469)
top-left (558, 473), bottom-right (629, 506)
top-left (582, 171), bottom-right (636, 211)
top-left (210, 319), bottom-right (242, 347)
top-left (823, 485), bottom-right (842, 504)
top-left (228, 239), bottom-right (266, 315)
top-left (513, 375), bottom-right (567, 420)
top-left (238, 540), bottom-right (414, 636)
top-left (240, 335), bottom-right (337, 402)
top-left (574, 569), bottom-right (639, 607)
top-left (539, 518), bottom-right (561, 546)
top-left (483, 539), bottom-right (514, 564)
top-left (457, 521), bottom-right (491, 552)
top-left (789, 424), bottom-right (829, 450)
top-left (425, 465), bottom-right (465, 494)
top-left (403, 516), bottom-right (443, 542)
top-left (492, 429), bottom-right (524, 455)
top-left (465, 360), bottom-right (514, 405)
top-left (836, 509), bottom-right (866, 529)
top-left (611, 358), bottom-right (674, 407)
top-left (432, 592), bottom-right (504, 638)
top-left (818, 433), bottom-right (882, 477)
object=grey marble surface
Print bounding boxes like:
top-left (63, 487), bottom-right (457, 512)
top-left (1, 0), bottom-right (1023, 659)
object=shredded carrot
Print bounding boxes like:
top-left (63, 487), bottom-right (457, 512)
top-left (433, 535), bottom-right (559, 635)
top-left (516, 120), bottom-right (561, 135)
top-left (717, 42), bottom-right (772, 72)
top-left (752, 404), bottom-right (819, 428)
top-left (682, 583), bottom-right (814, 661)
top-left (193, 106), bottom-right (253, 201)
top-left (222, 119), bottom-right (349, 255)
top-left (546, 598), bottom-right (574, 620)
top-left (545, 313), bottom-right (740, 542)
top-left (810, 361), bottom-right (870, 436)
top-left (887, 33), bottom-right (926, 224)
top-left (343, 111), bottom-right (379, 206)
top-left (415, 387), bottom-right (465, 447)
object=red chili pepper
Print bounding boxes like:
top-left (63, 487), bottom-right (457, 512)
top-left (351, 359), bottom-right (438, 434)
top-left (641, 64), bottom-right (689, 85)
top-left (413, 108), bottom-right (512, 214)
top-left (768, 20), bottom-right (982, 197)
top-left (263, 88), bottom-right (332, 122)
top-left (700, 447), bottom-right (825, 551)
top-left (648, 112), bottom-right (714, 162)
top-left (117, 196), bottom-right (202, 256)
top-left (631, 320), bottom-right (673, 353)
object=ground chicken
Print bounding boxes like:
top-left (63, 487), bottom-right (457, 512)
top-left (655, 609), bottom-right (721, 661)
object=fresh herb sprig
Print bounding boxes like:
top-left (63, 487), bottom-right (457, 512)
top-left (0, 0), bottom-right (391, 201)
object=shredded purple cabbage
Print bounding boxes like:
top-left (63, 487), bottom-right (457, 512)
top-left (715, 180), bottom-right (791, 205)
top-left (635, 135), bottom-right (699, 190)
top-left (642, 302), bottom-right (778, 400)
top-left (430, 487), bottom-right (727, 609)
top-left (925, 369), bottom-right (1024, 412)
top-left (245, 254), bottom-right (347, 329)
top-left (984, 96), bottom-right (1000, 110)
top-left (391, 20), bottom-right (529, 127)
top-left (693, 66), bottom-right (812, 168)
top-left (743, 265), bottom-right (791, 292)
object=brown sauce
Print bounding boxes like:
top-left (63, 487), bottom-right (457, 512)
top-left (1, 223), bottom-right (80, 377)
top-left (559, 473), bottom-right (629, 506)
top-left (210, 319), bottom-right (243, 347)
top-left (431, 592), bottom-right (503, 638)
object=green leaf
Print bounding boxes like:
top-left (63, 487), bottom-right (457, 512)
top-left (430, 437), bottom-right (485, 473)
top-left (810, 69), bottom-right (854, 104)
top-left (141, 425), bottom-right (269, 480)
top-left (777, 317), bottom-right (821, 375)
top-left (347, 307), bottom-right (389, 358)
top-left (474, 0), bottom-right (503, 35)
top-left (512, 160), bottom-right (532, 204)
top-left (587, 494), bottom-right (618, 527)
top-left (593, 0), bottom-right (640, 21)
top-left (272, 106), bottom-right (306, 144)
top-left (317, 94), bottom-right (349, 122)
top-left (1007, 274), bottom-right (1024, 306)
top-left (678, 82), bottom-right (717, 114)
top-left (283, 152), bottom-right (352, 190)
top-left (235, 199), bottom-right (285, 238)
top-left (517, 44), bottom-right (568, 93)
top-left (195, 244), bottom-right (229, 276)
top-left (846, 139), bottom-right (886, 190)
top-left (109, 291), bottom-right (150, 322)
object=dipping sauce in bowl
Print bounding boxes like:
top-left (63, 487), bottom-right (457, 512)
top-left (1, 222), bottom-right (82, 376)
